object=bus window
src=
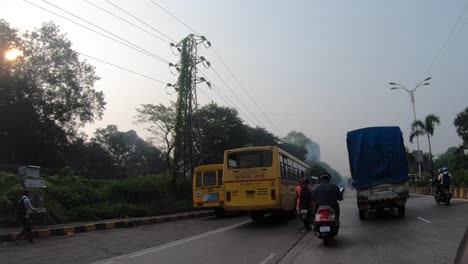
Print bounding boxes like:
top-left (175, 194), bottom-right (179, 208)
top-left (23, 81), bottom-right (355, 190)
top-left (228, 150), bottom-right (273, 168)
top-left (196, 173), bottom-right (202, 187)
top-left (203, 171), bottom-right (217, 186)
top-left (218, 170), bottom-right (223, 185)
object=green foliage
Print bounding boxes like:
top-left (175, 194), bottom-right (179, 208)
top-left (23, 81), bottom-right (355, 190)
top-left (0, 172), bottom-right (193, 226)
top-left (452, 170), bottom-right (468, 188)
top-left (0, 19), bottom-right (105, 169)
top-left (454, 106), bottom-right (468, 148)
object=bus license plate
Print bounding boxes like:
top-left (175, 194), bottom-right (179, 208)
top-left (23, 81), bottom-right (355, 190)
top-left (300, 210), bottom-right (308, 214)
top-left (319, 226), bottom-right (331, 232)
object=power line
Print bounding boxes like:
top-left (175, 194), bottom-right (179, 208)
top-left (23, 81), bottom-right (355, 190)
top-left (23, 0), bottom-right (165, 63)
top-left (425, 0), bottom-right (468, 74)
top-left (199, 71), bottom-right (259, 127)
top-left (211, 46), bottom-right (284, 137)
top-left (147, 0), bottom-right (284, 136)
top-left (148, 0), bottom-right (200, 35)
top-left (36, 0), bottom-right (170, 64)
top-left (83, 0), bottom-right (170, 44)
top-left (77, 52), bottom-right (167, 84)
top-left (104, 0), bottom-right (177, 44)
top-left (210, 66), bottom-right (266, 128)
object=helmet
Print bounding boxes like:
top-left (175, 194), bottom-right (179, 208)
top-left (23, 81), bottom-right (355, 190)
top-left (442, 167), bottom-right (448, 172)
top-left (320, 172), bottom-right (331, 182)
top-left (298, 177), bottom-right (305, 185)
top-left (438, 168), bottom-right (443, 173)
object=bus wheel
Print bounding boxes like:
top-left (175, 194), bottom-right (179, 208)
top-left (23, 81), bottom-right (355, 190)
top-left (214, 208), bottom-right (225, 218)
top-left (250, 212), bottom-right (265, 222)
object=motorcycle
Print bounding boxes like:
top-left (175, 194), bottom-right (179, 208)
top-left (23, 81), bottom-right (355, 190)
top-left (313, 206), bottom-right (339, 246)
top-left (435, 187), bottom-right (452, 205)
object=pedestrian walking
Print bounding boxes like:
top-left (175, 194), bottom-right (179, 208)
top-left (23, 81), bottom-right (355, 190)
top-left (14, 190), bottom-right (36, 244)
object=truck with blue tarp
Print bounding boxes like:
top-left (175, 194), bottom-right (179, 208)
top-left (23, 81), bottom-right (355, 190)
top-left (346, 126), bottom-right (410, 220)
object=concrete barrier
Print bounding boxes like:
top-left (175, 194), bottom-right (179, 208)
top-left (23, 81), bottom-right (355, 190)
top-left (409, 187), bottom-right (468, 199)
top-left (0, 210), bottom-right (214, 243)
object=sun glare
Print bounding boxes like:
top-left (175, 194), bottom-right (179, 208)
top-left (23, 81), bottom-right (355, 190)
top-left (4, 48), bottom-right (23, 61)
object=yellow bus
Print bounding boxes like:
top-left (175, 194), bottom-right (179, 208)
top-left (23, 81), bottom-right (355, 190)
top-left (223, 146), bottom-right (310, 221)
top-left (192, 164), bottom-right (225, 217)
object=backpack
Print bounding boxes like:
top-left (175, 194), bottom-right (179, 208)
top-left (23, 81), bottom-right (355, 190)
top-left (442, 173), bottom-right (451, 187)
top-left (299, 185), bottom-right (311, 209)
top-left (15, 197), bottom-right (26, 219)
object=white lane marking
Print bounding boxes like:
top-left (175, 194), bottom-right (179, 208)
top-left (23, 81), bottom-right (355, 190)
top-left (100, 262), bottom-right (113, 264)
top-left (417, 217), bottom-right (432, 224)
top-left (128, 220), bottom-right (250, 258)
top-left (259, 253), bottom-right (277, 264)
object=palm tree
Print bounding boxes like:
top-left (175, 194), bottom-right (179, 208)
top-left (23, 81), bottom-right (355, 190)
top-left (409, 114), bottom-right (440, 180)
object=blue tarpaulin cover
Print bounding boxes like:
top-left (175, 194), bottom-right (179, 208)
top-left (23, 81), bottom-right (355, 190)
top-left (346, 127), bottom-right (409, 190)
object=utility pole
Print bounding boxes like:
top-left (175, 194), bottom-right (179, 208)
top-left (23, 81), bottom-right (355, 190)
top-left (169, 34), bottom-right (211, 179)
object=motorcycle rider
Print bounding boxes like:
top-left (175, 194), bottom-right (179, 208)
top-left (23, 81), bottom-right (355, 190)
top-left (437, 167), bottom-right (452, 191)
top-left (312, 172), bottom-right (343, 221)
top-left (435, 168), bottom-right (443, 196)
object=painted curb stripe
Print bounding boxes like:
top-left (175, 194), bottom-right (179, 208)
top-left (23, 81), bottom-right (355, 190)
top-left (3, 211), bottom-right (214, 242)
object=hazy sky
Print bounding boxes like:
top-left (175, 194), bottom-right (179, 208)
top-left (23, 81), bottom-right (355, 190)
top-left (2, 0), bottom-right (468, 175)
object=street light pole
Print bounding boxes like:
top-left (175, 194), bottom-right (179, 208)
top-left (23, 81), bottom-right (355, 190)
top-left (389, 77), bottom-right (431, 181)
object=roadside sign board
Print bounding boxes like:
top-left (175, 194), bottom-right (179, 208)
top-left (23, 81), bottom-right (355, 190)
top-left (24, 179), bottom-right (46, 188)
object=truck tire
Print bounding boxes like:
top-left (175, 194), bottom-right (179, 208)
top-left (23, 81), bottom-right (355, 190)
top-left (359, 209), bottom-right (366, 220)
top-left (397, 205), bottom-right (405, 217)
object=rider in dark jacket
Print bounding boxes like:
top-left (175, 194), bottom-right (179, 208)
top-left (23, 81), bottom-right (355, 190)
top-left (312, 173), bottom-right (343, 220)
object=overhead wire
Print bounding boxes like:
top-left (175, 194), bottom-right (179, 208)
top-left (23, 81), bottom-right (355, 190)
top-left (210, 67), bottom-right (266, 128)
top-left (148, 0), bottom-right (200, 35)
top-left (210, 47), bottom-right (284, 136)
top-left (77, 52), bottom-right (168, 84)
top-left (424, 0), bottom-right (468, 75)
top-left (23, 0), bottom-right (150, 59)
top-left (199, 71), bottom-right (259, 127)
top-left (83, 0), bottom-right (170, 44)
top-left (39, 0), bottom-right (170, 63)
top-left (104, 0), bottom-right (177, 44)
top-left (147, 0), bottom-right (285, 136)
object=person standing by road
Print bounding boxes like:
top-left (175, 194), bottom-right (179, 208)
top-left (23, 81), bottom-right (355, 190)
top-left (14, 190), bottom-right (36, 243)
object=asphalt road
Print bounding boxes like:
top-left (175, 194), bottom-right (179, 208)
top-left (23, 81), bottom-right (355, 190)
top-left (2, 191), bottom-right (467, 264)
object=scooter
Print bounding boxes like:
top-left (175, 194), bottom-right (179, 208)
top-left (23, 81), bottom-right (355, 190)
top-left (435, 187), bottom-right (452, 205)
top-left (313, 206), bottom-right (339, 246)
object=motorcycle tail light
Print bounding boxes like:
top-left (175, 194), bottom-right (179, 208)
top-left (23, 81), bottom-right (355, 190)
top-left (319, 210), bottom-right (330, 220)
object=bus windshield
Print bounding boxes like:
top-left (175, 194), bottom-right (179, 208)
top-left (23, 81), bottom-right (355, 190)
top-left (228, 150), bottom-right (273, 168)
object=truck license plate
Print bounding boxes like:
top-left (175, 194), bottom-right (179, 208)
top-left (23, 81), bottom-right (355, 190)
top-left (319, 226), bottom-right (331, 232)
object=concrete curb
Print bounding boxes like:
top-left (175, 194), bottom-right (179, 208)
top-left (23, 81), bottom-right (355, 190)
top-left (0, 211), bottom-right (214, 243)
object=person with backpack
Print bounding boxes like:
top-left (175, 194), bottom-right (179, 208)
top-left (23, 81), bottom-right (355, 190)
top-left (437, 167), bottom-right (452, 189)
top-left (14, 190), bottom-right (36, 243)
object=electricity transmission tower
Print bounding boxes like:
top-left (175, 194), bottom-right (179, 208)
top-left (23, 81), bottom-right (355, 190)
top-left (168, 34), bottom-right (211, 178)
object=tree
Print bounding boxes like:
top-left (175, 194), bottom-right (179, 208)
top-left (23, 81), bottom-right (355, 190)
top-left (0, 20), bottom-right (105, 167)
top-left (92, 125), bottom-right (165, 178)
top-left (195, 103), bottom-right (247, 164)
top-left (454, 106), bottom-right (468, 148)
top-left (283, 131), bottom-right (320, 162)
top-left (410, 114), bottom-right (440, 179)
top-left (135, 102), bottom-right (176, 169)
